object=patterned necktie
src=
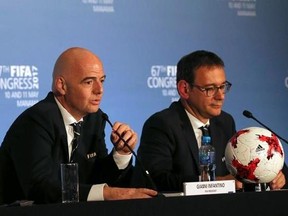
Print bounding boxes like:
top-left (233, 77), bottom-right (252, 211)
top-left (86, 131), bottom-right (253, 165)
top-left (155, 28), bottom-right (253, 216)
top-left (70, 122), bottom-right (82, 163)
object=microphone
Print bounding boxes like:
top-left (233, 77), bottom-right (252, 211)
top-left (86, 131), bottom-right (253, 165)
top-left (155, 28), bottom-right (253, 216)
top-left (102, 113), bottom-right (159, 192)
top-left (243, 110), bottom-right (288, 145)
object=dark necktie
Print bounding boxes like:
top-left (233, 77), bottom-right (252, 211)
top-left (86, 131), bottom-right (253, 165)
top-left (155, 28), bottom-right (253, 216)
top-left (70, 122), bottom-right (82, 163)
top-left (200, 125), bottom-right (210, 137)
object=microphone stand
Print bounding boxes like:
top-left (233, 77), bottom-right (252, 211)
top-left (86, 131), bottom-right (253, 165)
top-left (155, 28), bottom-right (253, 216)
top-left (243, 110), bottom-right (288, 145)
top-left (242, 110), bottom-right (288, 192)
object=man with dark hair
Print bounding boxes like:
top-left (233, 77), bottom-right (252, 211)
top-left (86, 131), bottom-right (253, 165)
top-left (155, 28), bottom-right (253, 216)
top-left (133, 50), bottom-right (287, 192)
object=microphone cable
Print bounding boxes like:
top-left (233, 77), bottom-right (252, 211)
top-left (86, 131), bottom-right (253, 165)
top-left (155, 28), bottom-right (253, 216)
top-left (102, 113), bottom-right (159, 191)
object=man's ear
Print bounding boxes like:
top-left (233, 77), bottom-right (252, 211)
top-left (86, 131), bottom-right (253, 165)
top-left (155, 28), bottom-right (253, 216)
top-left (55, 77), bottom-right (66, 95)
top-left (177, 80), bottom-right (190, 99)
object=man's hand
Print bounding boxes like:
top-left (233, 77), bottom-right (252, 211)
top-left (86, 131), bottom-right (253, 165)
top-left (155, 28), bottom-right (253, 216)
top-left (110, 122), bottom-right (138, 155)
top-left (103, 185), bottom-right (158, 200)
top-left (218, 171), bottom-right (286, 191)
top-left (270, 171), bottom-right (286, 190)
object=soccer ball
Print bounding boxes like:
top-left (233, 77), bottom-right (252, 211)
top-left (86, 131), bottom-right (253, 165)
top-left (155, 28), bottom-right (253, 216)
top-left (225, 127), bottom-right (284, 183)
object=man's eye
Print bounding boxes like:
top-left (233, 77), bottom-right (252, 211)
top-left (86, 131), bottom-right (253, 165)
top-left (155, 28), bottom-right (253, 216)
top-left (205, 87), bottom-right (215, 92)
top-left (219, 84), bottom-right (226, 90)
top-left (85, 80), bottom-right (93, 85)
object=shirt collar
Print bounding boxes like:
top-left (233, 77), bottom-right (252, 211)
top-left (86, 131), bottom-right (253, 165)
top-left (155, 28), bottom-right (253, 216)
top-left (54, 96), bottom-right (83, 126)
top-left (184, 109), bottom-right (210, 130)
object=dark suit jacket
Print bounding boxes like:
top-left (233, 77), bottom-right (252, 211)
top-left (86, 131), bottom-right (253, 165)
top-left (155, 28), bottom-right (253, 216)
top-left (133, 100), bottom-right (236, 192)
top-left (133, 101), bottom-right (288, 192)
top-left (0, 92), bottom-right (132, 204)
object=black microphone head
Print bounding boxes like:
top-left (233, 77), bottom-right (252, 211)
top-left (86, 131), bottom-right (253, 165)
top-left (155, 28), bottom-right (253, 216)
top-left (243, 110), bottom-right (253, 118)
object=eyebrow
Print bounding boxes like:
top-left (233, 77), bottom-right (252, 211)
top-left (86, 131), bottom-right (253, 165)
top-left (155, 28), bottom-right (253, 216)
top-left (202, 81), bottom-right (227, 87)
top-left (81, 75), bottom-right (106, 82)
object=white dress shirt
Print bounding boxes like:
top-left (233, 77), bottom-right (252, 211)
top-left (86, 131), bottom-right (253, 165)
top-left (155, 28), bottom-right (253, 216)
top-left (184, 110), bottom-right (210, 148)
top-left (55, 97), bottom-right (132, 201)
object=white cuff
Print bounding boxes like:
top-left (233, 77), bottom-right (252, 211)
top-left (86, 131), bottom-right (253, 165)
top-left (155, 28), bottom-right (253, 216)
top-left (112, 148), bottom-right (132, 169)
top-left (87, 183), bottom-right (106, 201)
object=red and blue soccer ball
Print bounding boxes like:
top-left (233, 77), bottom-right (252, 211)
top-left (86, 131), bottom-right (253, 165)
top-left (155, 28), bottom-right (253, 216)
top-left (225, 127), bottom-right (284, 183)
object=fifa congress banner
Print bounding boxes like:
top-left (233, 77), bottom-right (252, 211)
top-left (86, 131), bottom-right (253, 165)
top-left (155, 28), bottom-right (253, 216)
top-left (1, 0), bottom-right (288, 163)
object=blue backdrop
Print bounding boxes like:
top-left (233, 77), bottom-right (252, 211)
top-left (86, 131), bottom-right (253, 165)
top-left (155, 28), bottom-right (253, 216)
top-left (1, 0), bottom-right (288, 162)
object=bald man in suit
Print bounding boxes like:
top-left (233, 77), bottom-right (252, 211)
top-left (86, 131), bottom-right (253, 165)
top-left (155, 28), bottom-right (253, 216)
top-left (0, 47), bottom-right (157, 204)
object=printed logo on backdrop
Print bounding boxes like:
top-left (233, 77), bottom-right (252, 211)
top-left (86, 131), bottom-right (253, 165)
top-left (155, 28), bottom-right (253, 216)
top-left (220, 0), bottom-right (256, 17)
top-left (147, 65), bottom-right (179, 102)
top-left (82, 0), bottom-right (114, 13)
top-left (0, 65), bottom-right (39, 107)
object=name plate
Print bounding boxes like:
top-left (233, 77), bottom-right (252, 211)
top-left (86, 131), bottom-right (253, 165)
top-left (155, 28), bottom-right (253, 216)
top-left (183, 180), bottom-right (235, 196)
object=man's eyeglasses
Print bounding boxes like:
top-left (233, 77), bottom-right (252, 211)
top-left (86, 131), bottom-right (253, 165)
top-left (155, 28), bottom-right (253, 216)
top-left (190, 81), bottom-right (232, 97)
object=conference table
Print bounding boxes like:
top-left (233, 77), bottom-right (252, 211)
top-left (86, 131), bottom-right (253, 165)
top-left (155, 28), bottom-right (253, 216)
top-left (0, 190), bottom-right (287, 216)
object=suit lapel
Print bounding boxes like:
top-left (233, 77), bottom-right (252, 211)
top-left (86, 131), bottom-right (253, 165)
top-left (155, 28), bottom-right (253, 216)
top-left (182, 120), bottom-right (200, 169)
top-left (172, 102), bottom-right (200, 172)
top-left (209, 118), bottom-right (227, 169)
top-left (46, 92), bottom-right (70, 163)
